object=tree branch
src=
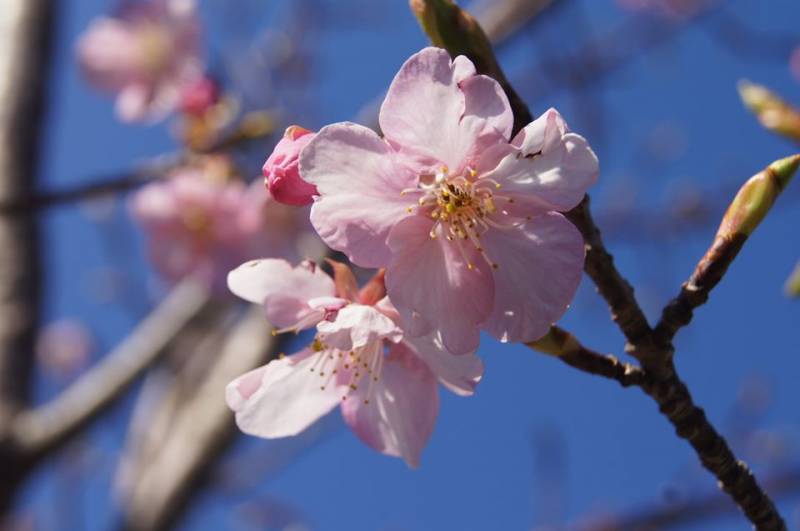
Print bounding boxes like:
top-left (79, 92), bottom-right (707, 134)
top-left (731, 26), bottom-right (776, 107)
top-left (529, 331), bottom-right (786, 530)
top-left (117, 306), bottom-right (283, 531)
top-left (579, 465), bottom-right (800, 531)
top-left (0, 154), bottom-right (183, 216)
top-left (413, 3), bottom-right (789, 528)
top-left (655, 155), bottom-right (800, 345)
top-left (0, 0), bottom-right (54, 428)
top-left (526, 326), bottom-right (645, 388)
top-left (7, 280), bottom-right (214, 463)
top-left (638, 360), bottom-right (786, 530)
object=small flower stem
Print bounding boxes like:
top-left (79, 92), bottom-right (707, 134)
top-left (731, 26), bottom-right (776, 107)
top-left (655, 155), bottom-right (800, 345)
top-left (526, 326), bottom-right (644, 387)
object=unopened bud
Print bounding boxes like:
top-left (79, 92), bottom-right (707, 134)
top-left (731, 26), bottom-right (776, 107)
top-left (719, 154), bottom-right (800, 238)
top-left (263, 125), bottom-right (317, 206)
top-left (527, 326), bottom-right (579, 357)
top-left (738, 80), bottom-right (800, 142)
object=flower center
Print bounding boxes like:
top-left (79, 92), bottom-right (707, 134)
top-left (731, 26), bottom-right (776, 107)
top-left (403, 166), bottom-right (516, 271)
top-left (304, 336), bottom-right (385, 405)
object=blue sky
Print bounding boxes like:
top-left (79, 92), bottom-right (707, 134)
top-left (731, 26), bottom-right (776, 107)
top-left (19, 0), bottom-right (800, 529)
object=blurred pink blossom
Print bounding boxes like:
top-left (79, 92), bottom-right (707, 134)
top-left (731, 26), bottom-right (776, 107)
top-left (36, 320), bottom-right (93, 379)
top-left (791, 46), bottom-right (800, 84)
top-left (76, 0), bottom-right (203, 123)
top-left (131, 157), bottom-right (320, 291)
top-left (179, 75), bottom-right (220, 116)
top-left (225, 259), bottom-right (482, 467)
top-left (301, 47), bottom-right (596, 354)
top-left (263, 126), bottom-right (318, 206)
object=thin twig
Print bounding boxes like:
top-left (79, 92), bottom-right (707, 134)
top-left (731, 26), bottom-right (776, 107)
top-left (579, 466), bottom-right (800, 531)
top-left (526, 326), bottom-right (645, 388)
top-left (655, 155), bottom-right (800, 345)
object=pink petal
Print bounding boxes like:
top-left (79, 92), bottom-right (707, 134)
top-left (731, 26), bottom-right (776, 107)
top-left (386, 216), bottom-right (493, 355)
top-left (227, 259), bottom-right (335, 329)
top-left (481, 212), bottom-right (584, 343)
top-left (379, 47), bottom-right (512, 172)
top-left (401, 332), bottom-right (483, 397)
top-left (340, 344), bottom-right (439, 468)
top-left (301, 122), bottom-right (416, 268)
top-left (226, 348), bottom-right (343, 438)
top-left (317, 304), bottom-right (402, 351)
top-left (482, 108), bottom-right (598, 213)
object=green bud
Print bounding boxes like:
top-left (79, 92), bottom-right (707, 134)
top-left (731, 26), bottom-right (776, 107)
top-left (527, 326), bottom-right (579, 357)
top-left (719, 154), bottom-right (800, 238)
top-left (786, 261), bottom-right (800, 298)
top-left (738, 80), bottom-right (800, 143)
top-left (409, 0), bottom-right (501, 81)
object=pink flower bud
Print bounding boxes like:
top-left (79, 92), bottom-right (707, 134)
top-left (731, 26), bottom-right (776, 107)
top-left (180, 76), bottom-right (219, 116)
top-left (263, 125), bottom-right (317, 206)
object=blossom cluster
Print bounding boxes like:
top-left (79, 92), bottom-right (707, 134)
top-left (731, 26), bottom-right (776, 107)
top-left (77, 3), bottom-right (598, 465)
top-left (226, 47), bottom-right (599, 465)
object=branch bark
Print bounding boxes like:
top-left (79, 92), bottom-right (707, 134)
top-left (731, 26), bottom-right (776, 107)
top-left (529, 332), bottom-right (786, 531)
top-left (0, 0), bottom-right (53, 428)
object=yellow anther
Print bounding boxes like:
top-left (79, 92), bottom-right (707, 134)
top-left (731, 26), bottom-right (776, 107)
top-left (406, 206), bottom-right (414, 213)
top-left (467, 262), bottom-right (474, 270)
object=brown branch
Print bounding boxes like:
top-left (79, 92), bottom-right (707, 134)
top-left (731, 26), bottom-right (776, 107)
top-left (529, 331), bottom-right (787, 530)
top-left (564, 197), bottom-right (660, 365)
top-left (579, 466), bottom-right (800, 531)
top-left (638, 360), bottom-right (786, 530)
top-left (0, 0), bottom-right (54, 428)
top-left (526, 326), bottom-right (645, 388)
top-left (413, 3), bottom-right (790, 527)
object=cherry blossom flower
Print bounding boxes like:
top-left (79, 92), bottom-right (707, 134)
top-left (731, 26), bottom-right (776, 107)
top-left (300, 47), bottom-right (598, 354)
top-left (263, 126), bottom-right (318, 206)
top-left (76, 0), bottom-right (202, 123)
top-left (131, 157), bottom-right (319, 291)
top-left (225, 258), bottom-right (483, 467)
